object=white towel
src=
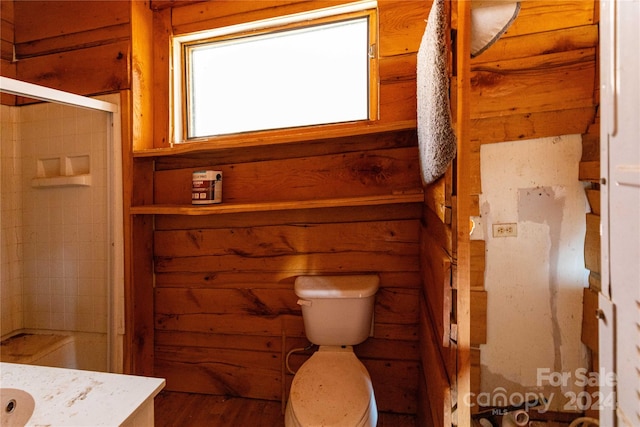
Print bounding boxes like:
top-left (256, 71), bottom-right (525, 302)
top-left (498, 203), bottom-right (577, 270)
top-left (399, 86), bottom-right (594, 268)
top-left (416, 0), bottom-right (456, 185)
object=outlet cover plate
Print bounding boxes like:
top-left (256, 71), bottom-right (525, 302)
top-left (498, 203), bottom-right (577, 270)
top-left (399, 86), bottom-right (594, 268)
top-left (493, 223), bottom-right (517, 237)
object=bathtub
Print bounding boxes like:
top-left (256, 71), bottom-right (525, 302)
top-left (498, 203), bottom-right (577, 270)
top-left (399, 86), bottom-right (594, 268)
top-left (0, 330), bottom-right (107, 372)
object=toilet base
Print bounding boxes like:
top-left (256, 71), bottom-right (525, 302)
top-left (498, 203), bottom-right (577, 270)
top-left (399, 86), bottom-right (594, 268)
top-left (285, 396), bottom-right (377, 427)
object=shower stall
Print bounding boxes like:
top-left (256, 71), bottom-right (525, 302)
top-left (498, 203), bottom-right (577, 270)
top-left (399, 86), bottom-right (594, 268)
top-left (0, 77), bottom-right (124, 373)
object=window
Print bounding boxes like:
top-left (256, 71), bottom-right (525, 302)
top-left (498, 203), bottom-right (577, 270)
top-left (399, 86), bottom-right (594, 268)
top-left (173, 1), bottom-right (378, 143)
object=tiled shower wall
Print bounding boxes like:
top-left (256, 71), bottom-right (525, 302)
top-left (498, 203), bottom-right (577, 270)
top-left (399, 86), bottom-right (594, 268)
top-left (0, 102), bottom-right (109, 337)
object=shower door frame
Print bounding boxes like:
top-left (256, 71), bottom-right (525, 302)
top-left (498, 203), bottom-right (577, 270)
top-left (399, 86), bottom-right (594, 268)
top-left (0, 76), bottom-right (125, 374)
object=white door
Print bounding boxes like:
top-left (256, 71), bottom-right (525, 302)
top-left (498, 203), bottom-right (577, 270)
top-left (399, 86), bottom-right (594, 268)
top-left (599, 1), bottom-right (640, 426)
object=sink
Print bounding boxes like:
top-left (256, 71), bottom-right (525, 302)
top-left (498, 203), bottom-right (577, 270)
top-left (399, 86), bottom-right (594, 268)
top-left (1, 388), bottom-right (35, 427)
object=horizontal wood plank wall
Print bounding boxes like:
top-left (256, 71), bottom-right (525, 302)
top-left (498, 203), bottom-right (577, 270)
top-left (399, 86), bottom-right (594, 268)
top-left (10, 0), bottom-right (131, 99)
top-left (470, 0), bottom-right (598, 147)
top-left (151, 144), bottom-right (423, 413)
top-left (154, 147), bottom-right (421, 205)
top-left (0, 0), bottom-right (13, 62)
top-left (0, 0), bottom-right (16, 105)
top-left (148, 0), bottom-right (430, 414)
top-left (154, 208), bottom-right (423, 411)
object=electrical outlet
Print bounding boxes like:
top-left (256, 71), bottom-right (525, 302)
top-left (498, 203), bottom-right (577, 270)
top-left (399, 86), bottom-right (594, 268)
top-left (493, 223), bottom-right (517, 237)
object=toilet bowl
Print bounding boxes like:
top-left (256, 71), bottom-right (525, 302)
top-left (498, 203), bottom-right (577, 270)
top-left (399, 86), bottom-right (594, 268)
top-left (285, 346), bottom-right (377, 427)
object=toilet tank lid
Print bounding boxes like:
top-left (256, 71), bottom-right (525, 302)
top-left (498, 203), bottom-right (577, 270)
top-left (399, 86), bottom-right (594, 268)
top-left (295, 275), bottom-right (379, 299)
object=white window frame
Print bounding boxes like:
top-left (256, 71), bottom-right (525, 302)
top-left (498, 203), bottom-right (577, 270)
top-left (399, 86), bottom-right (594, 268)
top-left (171, 0), bottom-right (379, 144)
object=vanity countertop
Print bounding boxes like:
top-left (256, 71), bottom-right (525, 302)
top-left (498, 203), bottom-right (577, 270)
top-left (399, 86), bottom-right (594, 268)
top-left (0, 362), bottom-right (165, 426)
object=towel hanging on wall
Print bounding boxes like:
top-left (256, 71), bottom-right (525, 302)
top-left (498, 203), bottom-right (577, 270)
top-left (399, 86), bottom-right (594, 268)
top-left (416, 0), bottom-right (520, 185)
top-left (416, 0), bottom-right (456, 185)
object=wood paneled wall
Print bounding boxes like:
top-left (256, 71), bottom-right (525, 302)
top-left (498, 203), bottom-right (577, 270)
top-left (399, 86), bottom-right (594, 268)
top-left (6, 0), bottom-right (131, 101)
top-left (0, 0), bottom-right (13, 64)
top-left (148, 145), bottom-right (424, 414)
top-left (464, 0), bottom-right (599, 200)
top-left (470, 0), bottom-right (598, 143)
top-left (142, 0), bottom-right (431, 415)
top-left (153, 207), bottom-right (423, 411)
top-left (1, 0), bottom-right (16, 104)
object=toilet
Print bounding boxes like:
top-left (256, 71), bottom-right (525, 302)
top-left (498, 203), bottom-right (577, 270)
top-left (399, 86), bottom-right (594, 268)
top-left (285, 275), bottom-right (379, 427)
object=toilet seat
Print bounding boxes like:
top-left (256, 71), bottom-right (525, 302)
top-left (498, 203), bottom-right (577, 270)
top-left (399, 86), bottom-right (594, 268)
top-left (286, 346), bottom-right (377, 427)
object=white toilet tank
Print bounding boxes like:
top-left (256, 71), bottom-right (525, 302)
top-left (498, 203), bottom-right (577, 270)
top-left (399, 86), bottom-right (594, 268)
top-left (295, 275), bottom-right (379, 346)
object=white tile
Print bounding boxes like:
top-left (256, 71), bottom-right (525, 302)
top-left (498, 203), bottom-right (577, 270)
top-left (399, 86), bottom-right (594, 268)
top-left (77, 295), bottom-right (92, 313)
top-left (50, 311), bottom-right (65, 330)
top-left (3, 99), bottom-right (112, 340)
top-left (63, 257), bottom-right (78, 279)
top-left (64, 278), bottom-right (79, 297)
top-left (50, 277), bottom-right (65, 294)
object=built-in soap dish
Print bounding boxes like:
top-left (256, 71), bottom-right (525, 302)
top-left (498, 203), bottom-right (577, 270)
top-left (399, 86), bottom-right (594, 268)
top-left (31, 155), bottom-right (91, 188)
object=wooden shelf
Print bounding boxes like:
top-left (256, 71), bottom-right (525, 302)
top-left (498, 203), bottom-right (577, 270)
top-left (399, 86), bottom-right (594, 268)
top-left (133, 120), bottom-right (417, 158)
top-left (129, 192), bottom-right (423, 216)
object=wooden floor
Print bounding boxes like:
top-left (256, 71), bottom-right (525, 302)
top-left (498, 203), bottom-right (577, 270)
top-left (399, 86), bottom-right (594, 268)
top-left (154, 391), bottom-right (417, 427)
